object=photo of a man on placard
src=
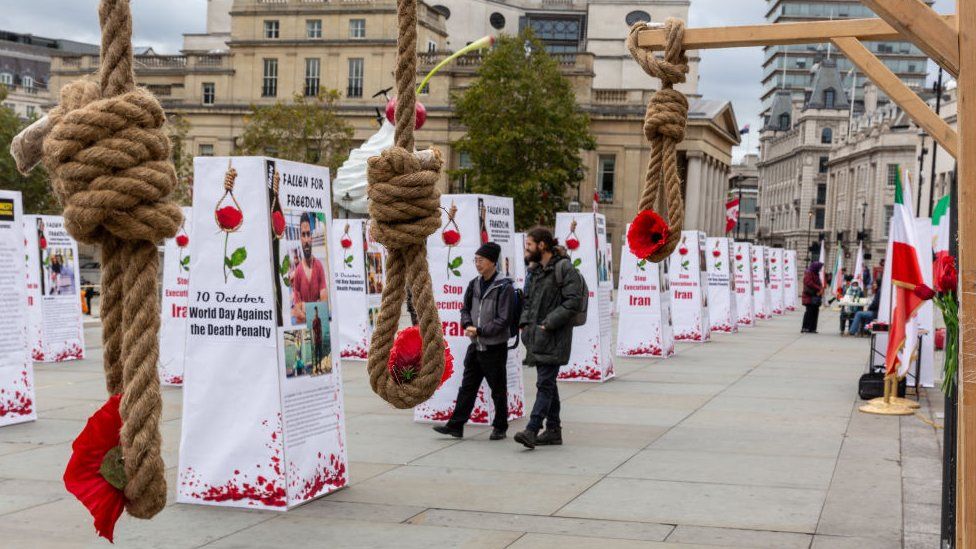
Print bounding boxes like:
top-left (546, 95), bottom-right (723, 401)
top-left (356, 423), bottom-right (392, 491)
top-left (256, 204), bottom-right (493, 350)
top-left (289, 211), bottom-right (329, 324)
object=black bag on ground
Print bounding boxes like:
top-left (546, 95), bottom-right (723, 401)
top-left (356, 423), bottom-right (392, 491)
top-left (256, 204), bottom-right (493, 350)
top-left (857, 372), bottom-right (907, 400)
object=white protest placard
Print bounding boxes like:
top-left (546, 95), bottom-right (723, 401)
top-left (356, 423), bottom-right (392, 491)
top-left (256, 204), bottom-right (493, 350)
top-left (767, 247), bottom-right (786, 315)
top-left (616, 223), bottom-right (674, 357)
top-left (512, 232), bottom-right (527, 289)
top-left (415, 195), bottom-right (526, 422)
top-left (783, 249), bottom-right (798, 311)
top-left (0, 192), bottom-right (35, 427)
top-left (24, 215), bottom-right (85, 362)
top-left (706, 237), bottom-right (737, 333)
top-left (552, 212), bottom-right (615, 381)
top-left (159, 206), bottom-right (192, 386)
top-left (331, 219), bottom-right (371, 360)
top-left (733, 241), bottom-right (755, 326)
top-left (668, 230), bottom-right (711, 342)
top-left (178, 157), bottom-right (347, 510)
top-left (751, 245), bottom-right (771, 320)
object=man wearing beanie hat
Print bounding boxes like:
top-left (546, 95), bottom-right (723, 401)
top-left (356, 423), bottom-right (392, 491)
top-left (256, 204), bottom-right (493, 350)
top-left (434, 241), bottom-right (515, 440)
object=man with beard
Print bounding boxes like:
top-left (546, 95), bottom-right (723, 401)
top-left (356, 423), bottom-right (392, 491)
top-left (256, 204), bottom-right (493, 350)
top-left (291, 212), bottom-right (328, 323)
top-left (514, 227), bottom-right (585, 449)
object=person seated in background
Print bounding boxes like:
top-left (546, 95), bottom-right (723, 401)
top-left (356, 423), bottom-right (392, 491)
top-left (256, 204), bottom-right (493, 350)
top-left (839, 279), bottom-right (864, 335)
top-left (849, 282), bottom-right (880, 337)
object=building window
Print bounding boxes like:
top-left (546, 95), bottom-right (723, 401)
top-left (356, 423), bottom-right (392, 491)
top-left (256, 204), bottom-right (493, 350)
top-left (597, 154), bottom-right (615, 202)
top-left (198, 143), bottom-right (215, 157)
top-left (306, 19), bottom-right (322, 39)
top-left (778, 113), bottom-right (790, 130)
top-left (304, 58), bottom-right (320, 97)
top-left (432, 5), bottom-right (451, 19)
top-left (22, 76), bottom-right (34, 91)
top-left (202, 82), bottom-right (215, 105)
top-left (886, 163), bottom-right (898, 186)
top-left (816, 183), bottom-right (827, 204)
top-left (818, 156), bottom-right (829, 174)
top-left (25, 105), bottom-right (35, 117)
top-left (490, 12), bottom-right (506, 30)
top-left (347, 58), bottom-right (364, 98)
top-left (349, 19), bottom-right (366, 39)
top-left (823, 88), bottom-right (835, 108)
top-left (264, 20), bottom-right (280, 39)
top-left (815, 208), bottom-right (825, 229)
top-left (427, 40), bottom-right (437, 53)
top-left (0, 72), bottom-right (12, 86)
top-left (262, 58), bottom-right (278, 97)
top-left (883, 205), bottom-right (894, 236)
top-left (625, 10), bottom-right (651, 26)
top-left (821, 127), bottom-right (832, 144)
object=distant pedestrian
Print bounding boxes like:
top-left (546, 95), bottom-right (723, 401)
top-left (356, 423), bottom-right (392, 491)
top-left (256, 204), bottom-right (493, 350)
top-left (433, 242), bottom-right (514, 440)
top-left (802, 261), bottom-right (824, 333)
top-left (515, 227), bottom-right (585, 449)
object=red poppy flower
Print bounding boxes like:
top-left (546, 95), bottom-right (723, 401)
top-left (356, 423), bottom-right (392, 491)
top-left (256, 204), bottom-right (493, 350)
top-left (626, 210), bottom-right (669, 260)
top-left (175, 234), bottom-right (189, 248)
top-left (913, 284), bottom-right (936, 301)
top-left (387, 326), bottom-right (453, 387)
top-left (63, 394), bottom-right (126, 542)
top-left (271, 210), bottom-right (286, 238)
top-left (934, 254), bottom-right (958, 294)
top-left (216, 206), bottom-right (243, 231)
top-left (565, 237), bottom-right (580, 251)
top-left (340, 236), bottom-right (353, 249)
top-left (39, 236), bottom-right (47, 250)
top-left (442, 229), bottom-right (461, 246)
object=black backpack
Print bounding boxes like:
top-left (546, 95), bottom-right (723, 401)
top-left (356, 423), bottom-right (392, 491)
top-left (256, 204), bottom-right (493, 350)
top-left (507, 285), bottom-right (524, 349)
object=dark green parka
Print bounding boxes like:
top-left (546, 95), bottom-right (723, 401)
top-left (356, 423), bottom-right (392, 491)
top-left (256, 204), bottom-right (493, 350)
top-left (519, 253), bottom-right (585, 366)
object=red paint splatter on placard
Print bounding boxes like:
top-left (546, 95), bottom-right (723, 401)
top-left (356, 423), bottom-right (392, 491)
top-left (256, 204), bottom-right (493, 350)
top-left (162, 374), bottom-right (183, 385)
top-left (31, 348), bottom-right (44, 362)
top-left (711, 323), bottom-right (736, 333)
top-left (50, 343), bottom-right (84, 362)
top-left (0, 369), bottom-right (34, 418)
top-left (622, 343), bottom-right (664, 356)
top-left (340, 336), bottom-right (370, 359)
top-left (507, 394), bottom-right (524, 419)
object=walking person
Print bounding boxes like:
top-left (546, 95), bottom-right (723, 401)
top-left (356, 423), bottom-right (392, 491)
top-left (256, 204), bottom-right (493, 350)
top-left (515, 227), bottom-right (585, 449)
top-left (801, 261), bottom-right (824, 333)
top-left (433, 242), bottom-right (515, 440)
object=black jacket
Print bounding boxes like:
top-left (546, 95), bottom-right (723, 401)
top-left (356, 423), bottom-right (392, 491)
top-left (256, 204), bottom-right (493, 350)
top-left (460, 274), bottom-right (514, 350)
top-left (519, 254), bottom-right (584, 366)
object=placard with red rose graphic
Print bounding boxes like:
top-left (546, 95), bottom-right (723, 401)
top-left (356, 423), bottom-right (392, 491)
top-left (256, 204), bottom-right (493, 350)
top-left (751, 245), bottom-right (771, 320)
top-left (616, 222), bottom-right (674, 358)
top-left (331, 219), bottom-right (371, 361)
top-left (24, 215), bottom-right (85, 363)
top-left (767, 248), bottom-right (785, 315)
top-left (783, 249), bottom-right (798, 311)
top-left (159, 206), bottom-right (192, 386)
top-left (416, 194), bottom-right (525, 423)
top-left (732, 241), bottom-right (756, 326)
top-left (706, 237), bottom-right (738, 334)
top-left (667, 230), bottom-right (711, 342)
top-left (0, 191), bottom-right (35, 427)
top-left (179, 157), bottom-right (347, 510)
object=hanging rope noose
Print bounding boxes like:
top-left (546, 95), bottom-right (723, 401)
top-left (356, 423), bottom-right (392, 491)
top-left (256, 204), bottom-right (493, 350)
top-left (12, 0), bottom-right (179, 518)
top-left (365, 0), bottom-right (445, 408)
top-left (625, 18), bottom-right (690, 262)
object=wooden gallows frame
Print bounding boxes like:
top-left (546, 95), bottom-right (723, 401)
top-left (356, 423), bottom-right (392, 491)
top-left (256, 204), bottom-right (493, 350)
top-left (638, 1), bottom-right (973, 545)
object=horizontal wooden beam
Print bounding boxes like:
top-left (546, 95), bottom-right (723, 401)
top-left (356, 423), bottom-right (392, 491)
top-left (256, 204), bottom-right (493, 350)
top-left (636, 15), bottom-right (957, 50)
top-left (832, 36), bottom-right (958, 158)
top-left (860, 0), bottom-right (959, 77)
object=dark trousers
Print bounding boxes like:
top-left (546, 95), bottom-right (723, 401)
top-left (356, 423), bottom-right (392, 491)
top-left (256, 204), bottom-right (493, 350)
top-left (447, 345), bottom-right (509, 432)
top-left (839, 311), bottom-right (852, 333)
top-left (802, 304), bottom-right (820, 332)
top-left (527, 364), bottom-right (561, 433)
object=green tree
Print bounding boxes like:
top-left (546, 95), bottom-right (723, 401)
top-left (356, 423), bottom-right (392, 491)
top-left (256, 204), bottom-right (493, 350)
top-left (0, 88), bottom-right (59, 214)
top-left (166, 113), bottom-right (193, 206)
top-left (238, 90), bottom-right (354, 172)
top-left (450, 32), bottom-right (595, 228)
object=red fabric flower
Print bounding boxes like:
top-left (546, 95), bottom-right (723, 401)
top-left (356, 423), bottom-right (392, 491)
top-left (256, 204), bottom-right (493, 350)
top-left (216, 206), bottom-right (243, 231)
top-left (39, 236), bottom-right (47, 250)
top-left (627, 210), bottom-right (670, 260)
top-left (387, 326), bottom-right (453, 387)
top-left (934, 254), bottom-right (958, 294)
top-left (63, 394), bottom-right (126, 542)
top-left (914, 284), bottom-right (936, 301)
top-left (175, 234), bottom-right (189, 248)
top-left (271, 210), bottom-right (286, 238)
top-left (565, 237), bottom-right (580, 251)
top-left (442, 229), bottom-right (461, 246)
top-left (340, 236), bottom-right (353, 249)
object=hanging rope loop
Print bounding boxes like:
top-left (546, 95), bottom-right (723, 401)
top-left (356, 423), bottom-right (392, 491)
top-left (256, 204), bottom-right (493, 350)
top-left (625, 18), bottom-right (690, 263)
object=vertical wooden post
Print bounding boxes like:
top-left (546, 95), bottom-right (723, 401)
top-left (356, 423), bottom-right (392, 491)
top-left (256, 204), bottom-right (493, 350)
top-left (958, 0), bottom-right (976, 545)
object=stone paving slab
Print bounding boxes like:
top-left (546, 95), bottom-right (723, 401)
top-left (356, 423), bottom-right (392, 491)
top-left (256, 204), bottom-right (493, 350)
top-left (665, 524), bottom-right (813, 548)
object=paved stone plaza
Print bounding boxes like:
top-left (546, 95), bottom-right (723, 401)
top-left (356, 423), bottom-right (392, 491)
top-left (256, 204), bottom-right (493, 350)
top-left (0, 311), bottom-right (944, 548)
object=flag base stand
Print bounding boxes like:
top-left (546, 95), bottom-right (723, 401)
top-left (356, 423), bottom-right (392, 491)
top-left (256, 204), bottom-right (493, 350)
top-left (859, 375), bottom-right (915, 415)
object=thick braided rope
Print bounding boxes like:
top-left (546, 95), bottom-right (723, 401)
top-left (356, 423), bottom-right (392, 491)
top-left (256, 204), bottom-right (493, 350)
top-left (626, 19), bottom-right (689, 262)
top-left (40, 0), bottom-right (177, 519)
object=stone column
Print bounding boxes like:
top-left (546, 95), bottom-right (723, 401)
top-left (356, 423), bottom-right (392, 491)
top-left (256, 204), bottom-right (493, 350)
top-left (685, 151), bottom-right (704, 231)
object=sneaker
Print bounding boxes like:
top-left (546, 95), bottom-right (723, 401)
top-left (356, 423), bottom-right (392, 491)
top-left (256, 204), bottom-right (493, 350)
top-left (536, 428), bottom-right (562, 446)
top-left (433, 425), bottom-right (462, 438)
top-left (514, 430), bottom-right (537, 449)
top-left (489, 429), bottom-right (507, 440)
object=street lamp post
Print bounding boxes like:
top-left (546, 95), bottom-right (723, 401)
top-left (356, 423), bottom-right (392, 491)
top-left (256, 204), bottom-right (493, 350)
top-left (860, 201), bottom-right (868, 240)
top-left (807, 208), bottom-right (814, 261)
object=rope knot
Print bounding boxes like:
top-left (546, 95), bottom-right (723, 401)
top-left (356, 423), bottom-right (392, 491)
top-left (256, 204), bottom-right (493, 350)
top-left (626, 18), bottom-right (689, 88)
top-left (367, 146), bottom-right (443, 250)
top-left (42, 79), bottom-right (182, 245)
top-left (644, 89), bottom-right (688, 141)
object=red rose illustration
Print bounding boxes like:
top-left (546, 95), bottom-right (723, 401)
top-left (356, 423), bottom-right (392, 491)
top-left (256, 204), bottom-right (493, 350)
top-left (712, 250), bottom-right (721, 258)
top-left (271, 210), bottom-right (286, 239)
top-left (627, 210), bottom-right (669, 259)
top-left (216, 205), bottom-right (243, 231)
top-left (565, 237), bottom-right (580, 250)
top-left (39, 236), bottom-right (47, 250)
top-left (914, 284), bottom-right (936, 301)
top-left (385, 97), bottom-right (427, 130)
top-left (735, 254), bottom-right (743, 261)
top-left (176, 234), bottom-right (189, 248)
top-left (679, 247), bottom-right (688, 255)
top-left (442, 229), bottom-right (460, 246)
top-left (216, 162), bottom-right (247, 282)
top-left (63, 394), bottom-right (126, 542)
top-left (770, 257), bottom-right (777, 264)
top-left (934, 254), bottom-right (958, 294)
top-left (340, 236), bottom-right (352, 249)
top-left (387, 326), bottom-right (453, 387)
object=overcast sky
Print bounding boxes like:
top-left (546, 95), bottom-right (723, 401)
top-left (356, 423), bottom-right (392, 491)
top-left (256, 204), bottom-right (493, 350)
top-left (4, 0), bottom-right (956, 161)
